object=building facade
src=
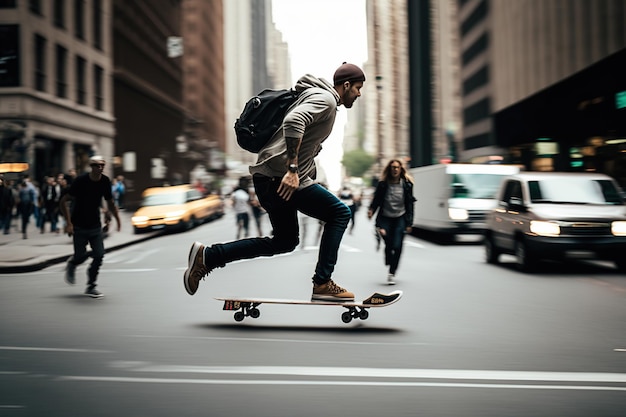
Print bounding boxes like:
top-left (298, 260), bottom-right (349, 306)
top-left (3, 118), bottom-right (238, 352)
top-left (458, 0), bottom-right (626, 185)
top-left (112, 0), bottom-right (185, 205)
top-left (365, 0), bottom-right (411, 170)
top-left (0, 0), bottom-right (115, 182)
top-left (181, 0), bottom-right (226, 186)
top-left (224, 0), bottom-right (290, 171)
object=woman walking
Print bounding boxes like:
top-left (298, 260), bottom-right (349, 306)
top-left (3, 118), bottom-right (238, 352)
top-left (368, 159), bottom-right (416, 284)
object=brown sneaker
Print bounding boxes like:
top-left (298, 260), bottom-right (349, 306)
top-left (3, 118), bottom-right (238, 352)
top-left (183, 241), bottom-right (211, 295)
top-left (312, 280), bottom-right (355, 301)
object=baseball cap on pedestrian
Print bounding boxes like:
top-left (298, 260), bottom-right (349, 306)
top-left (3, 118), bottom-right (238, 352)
top-left (333, 62), bottom-right (366, 86)
top-left (89, 155), bottom-right (106, 166)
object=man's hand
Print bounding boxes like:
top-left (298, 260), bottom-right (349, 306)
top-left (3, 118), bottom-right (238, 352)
top-left (65, 223), bottom-right (74, 237)
top-left (277, 172), bottom-right (299, 201)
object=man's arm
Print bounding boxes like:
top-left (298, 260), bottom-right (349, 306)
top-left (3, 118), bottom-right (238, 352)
top-left (59, 193), bottom-right (74, 236)
top-left (277, 136), bottom-right (301, 201)
top-left (105, 199), bottom-right (121, 231)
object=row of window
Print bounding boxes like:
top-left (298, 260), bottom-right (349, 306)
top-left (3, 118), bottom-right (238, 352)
top-left (0, 0), bottom-right (104, 50)
top-left (34, 34), bottom-right (105, 110)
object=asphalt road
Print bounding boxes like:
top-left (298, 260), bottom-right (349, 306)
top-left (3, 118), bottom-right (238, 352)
top-left (1, 209), bottom-right (626, 416)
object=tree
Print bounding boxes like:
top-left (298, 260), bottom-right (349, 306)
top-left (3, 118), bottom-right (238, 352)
top-left (342, 149), bottom-right (375, 178)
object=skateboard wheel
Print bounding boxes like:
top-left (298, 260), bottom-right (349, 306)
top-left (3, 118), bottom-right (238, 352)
top-left (341, 311), bottom-right (352, 323)
top-left (249, 308), bottom-right (260, 319)
top-left (359, 309), bottom-right (369, 320)
top-left (234, 311), bottom-right (245, 322)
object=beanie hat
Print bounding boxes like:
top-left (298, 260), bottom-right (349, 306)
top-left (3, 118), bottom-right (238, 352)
top-left (333, 62), bottom-right (366, 85)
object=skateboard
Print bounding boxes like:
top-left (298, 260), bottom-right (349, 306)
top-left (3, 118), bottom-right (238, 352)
top-left (215, 290), bottom-right (402, 324)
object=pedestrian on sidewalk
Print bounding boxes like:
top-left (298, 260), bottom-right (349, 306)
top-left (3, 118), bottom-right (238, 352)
top-left (248, 188), bottom-right (265, 236)
top-left (231, 179), bottom-right (251, 239)
top-left (367, 159), bottom-right (416, 285)
top-left (339, 185), bottom-right (357, 234)
top-left (183, 62), bottom-right (366, 301)
top-left (16, 180), bottom-right (36, 239)
top-left (39, 175), bottom-right (59, 233)
top-left (0, 177), bottom-right (15, 234)
top-left (59, 156), bottom-right (121, 298)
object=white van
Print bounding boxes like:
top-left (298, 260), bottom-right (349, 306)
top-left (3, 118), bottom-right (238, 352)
top-left (409, 163), bottom-right (521, 239)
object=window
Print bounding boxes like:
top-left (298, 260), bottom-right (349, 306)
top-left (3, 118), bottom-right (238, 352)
top-left (29, 0), bottom-right (42, 14)
top-left (462, 33), bottom-right (488, 65)
top-left (54, 0), bottom-right (65, 29)
top-left (34, 34), bottom-right (46, 92)
top-left (463, 98), bottom-right (490, 125)
top-left (502, 181), bottom-right (523, 205)
top-left (74, 0), bottom-right (84, 40)
top-left (0, 0), bottom-right (17, 8)
top-left (55, 44), bottom-right (67, 98)
top-left (93, 0), bottom-right (102, 49)
top-left (463, 66), bottom-right (488, 96)
top-left (0, 25), bottom-right (20, 87)
top-left (75, 55), bottom-right (86, 104)
top-left (94, 64), bottom-right (104, 110)
top-left (460, 0), bottom-right (488, 36)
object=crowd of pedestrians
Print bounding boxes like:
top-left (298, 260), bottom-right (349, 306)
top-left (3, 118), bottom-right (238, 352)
top-left (0, 169), bottom-right (126, 241)
top-left (0, 172), bottom-right (71, 239)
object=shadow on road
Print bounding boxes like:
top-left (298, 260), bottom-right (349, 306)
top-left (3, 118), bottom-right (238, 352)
top-left (409, 228), bottom-right (484, 246)
top-left (198, 323), bottom-right (406, 334)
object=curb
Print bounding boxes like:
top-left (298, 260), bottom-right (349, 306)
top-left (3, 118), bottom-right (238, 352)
top-left (0, 232), bottom-right (162, 274)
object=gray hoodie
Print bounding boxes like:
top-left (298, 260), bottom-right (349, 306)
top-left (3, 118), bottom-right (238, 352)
top-left (249, 74), bottom-right (340, 188)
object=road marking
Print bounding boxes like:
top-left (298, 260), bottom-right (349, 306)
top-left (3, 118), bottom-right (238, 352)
top-left (405, 241), bottom-right (425, 248)
top-left (615, 349), bottom-right (626, 352)
top-left (55, 376), bottom-right (626, 392)
top-left (113, 365), bottom-right (626, 384)
top-left (128, 335), bottom-right (422, 346)
top-left (0, 346), bottom-right (112, 353)
top-left (118, 248), bottom-right (160, 264)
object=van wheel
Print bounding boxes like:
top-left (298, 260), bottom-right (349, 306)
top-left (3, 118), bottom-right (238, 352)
top-left (515, 238), bottom-right (537, 273)
top-left (484, 234), bottom-right (500, 264)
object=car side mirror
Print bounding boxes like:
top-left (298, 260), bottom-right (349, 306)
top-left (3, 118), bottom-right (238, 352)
top-left (508, 197), bottom-right (526, 212)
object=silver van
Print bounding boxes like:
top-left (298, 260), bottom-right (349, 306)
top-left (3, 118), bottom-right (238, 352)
top-left (484, 172), bottom-right (626, 272)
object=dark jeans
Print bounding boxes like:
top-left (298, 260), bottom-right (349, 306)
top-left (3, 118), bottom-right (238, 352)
top-left (0, 212), bottom-right (11, 233)
top-left (376, 215), bottom-right (407, 275)
top-left (235, 212), bottom-right (250, 239)
top-left (68, 227), bottom-right (105, 287)
top-left (208, 176), bottom-right (351, 284)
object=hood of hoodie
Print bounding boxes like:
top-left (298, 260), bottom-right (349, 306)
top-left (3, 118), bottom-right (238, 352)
top-left (294, 74), bottom-right (340, 104)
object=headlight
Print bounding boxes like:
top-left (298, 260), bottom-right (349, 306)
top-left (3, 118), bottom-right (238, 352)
top-left (165, 210), bottom-right (186, 221)
top-left (612, 221), bottom-right (626, 236)
top-left (448, 208), bottom-right (468, 220)
top-left (530, 220), bottom-right (560, 236)
top-left (132, 216), bottom-right (149, 224)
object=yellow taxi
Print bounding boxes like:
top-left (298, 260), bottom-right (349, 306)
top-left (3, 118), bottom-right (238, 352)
top-left (131, 184), bottom-right (224, 233)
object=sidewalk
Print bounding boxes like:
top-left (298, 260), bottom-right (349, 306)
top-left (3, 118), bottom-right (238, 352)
top-left (0, 210), bottom-right (160, 273)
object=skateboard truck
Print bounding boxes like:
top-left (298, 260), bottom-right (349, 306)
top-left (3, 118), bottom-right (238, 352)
top-left (223, 301), bottom-right (261, 322)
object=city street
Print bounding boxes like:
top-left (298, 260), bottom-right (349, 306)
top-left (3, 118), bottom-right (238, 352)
top-left (1, 208), bottom-right (625, 416)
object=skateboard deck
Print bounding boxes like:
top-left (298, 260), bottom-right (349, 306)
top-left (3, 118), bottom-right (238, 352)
top-left (215, 290), bottom-right (402, 323)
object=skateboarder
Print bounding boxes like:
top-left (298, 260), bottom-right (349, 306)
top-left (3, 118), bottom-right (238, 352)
top-left (184, 62), bottom-right (366, 301)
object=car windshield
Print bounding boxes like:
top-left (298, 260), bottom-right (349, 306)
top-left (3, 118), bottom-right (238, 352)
top-left (142, 192), bottom-right (185, 206)
top-left (450, 173), bottom-right (507, 199)
top-left (529, 179), bottom-right (623, 205)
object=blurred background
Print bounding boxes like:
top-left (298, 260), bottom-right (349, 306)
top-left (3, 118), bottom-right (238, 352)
top-left (0, 0), bottom-right (625, 205)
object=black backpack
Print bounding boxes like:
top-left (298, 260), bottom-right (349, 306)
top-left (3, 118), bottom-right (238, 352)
top-left (234, 88), bottom-right (299, 153)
